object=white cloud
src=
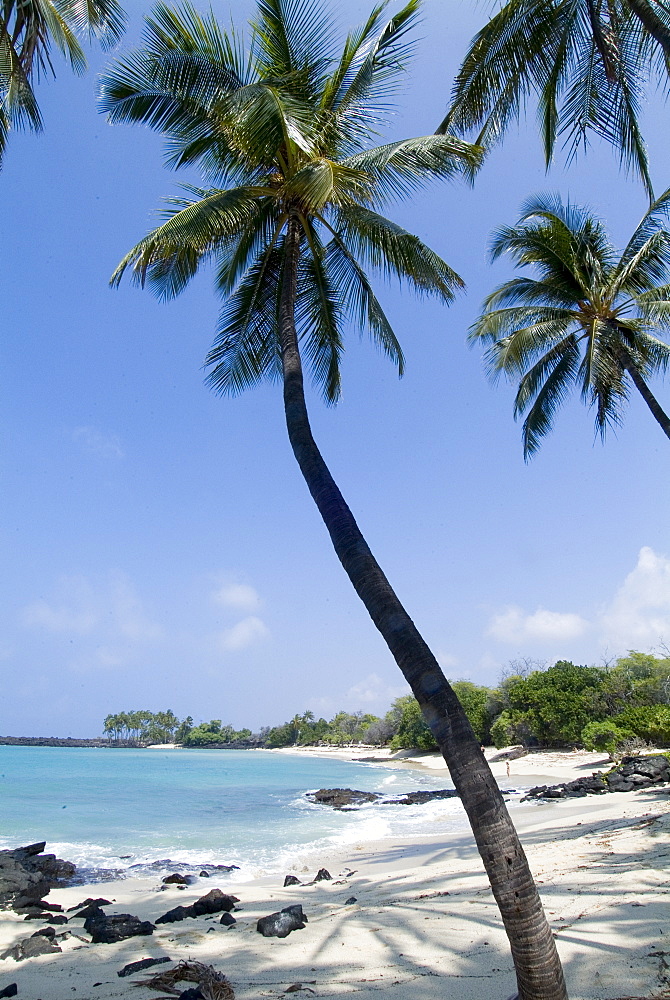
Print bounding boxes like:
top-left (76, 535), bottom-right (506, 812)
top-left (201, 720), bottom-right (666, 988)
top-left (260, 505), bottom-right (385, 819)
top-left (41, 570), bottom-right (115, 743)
top-left (21, 572), bottom-right (163, 644)
top-left (488, 606), bottom-right (589, 644)
top-left (213, 583), bottom-right (261, 612)
top-left (343, 673), bottom-right (409, 706)
top-left (218, 616), bottom-right (269, 651)
top-left (22, 576), bottom-right (99, 633)
top-left (72, 426), bottom-right (124, 460)
top-left (600, 546), bottom-right (670, 649)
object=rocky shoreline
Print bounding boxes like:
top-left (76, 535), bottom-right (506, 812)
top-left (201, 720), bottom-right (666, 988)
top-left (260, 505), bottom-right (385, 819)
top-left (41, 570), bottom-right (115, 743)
top-left (522, 753), bottom-right (670, 800)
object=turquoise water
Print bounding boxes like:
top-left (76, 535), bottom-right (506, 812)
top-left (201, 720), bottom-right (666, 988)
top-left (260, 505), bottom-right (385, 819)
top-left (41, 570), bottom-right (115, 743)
top-left (0, 747), bottom-right (466, 883)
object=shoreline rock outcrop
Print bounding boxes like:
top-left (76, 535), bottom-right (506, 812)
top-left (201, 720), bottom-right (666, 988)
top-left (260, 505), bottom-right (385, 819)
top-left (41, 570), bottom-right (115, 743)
top-left (523, 754), bottom-right (670, 800)
top-left (0, 843), bottom-right (76, 912)
top-left (305, 787), bottom-right (459, 810)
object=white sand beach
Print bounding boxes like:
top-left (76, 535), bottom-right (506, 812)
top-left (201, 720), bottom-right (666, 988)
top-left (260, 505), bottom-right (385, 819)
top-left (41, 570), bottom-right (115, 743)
top-left (1, 751), bottom-right (669, 1000)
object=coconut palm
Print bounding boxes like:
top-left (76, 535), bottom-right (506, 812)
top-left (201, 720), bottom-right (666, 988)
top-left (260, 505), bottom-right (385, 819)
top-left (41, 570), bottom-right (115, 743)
top-left (439, 0), bottom-right (670, 199)
top-left (471, 191), bottom-right (670, 457)
top-left (0, 0), bottom-right (125, 164)
top-left (100, 2), bottom-right (567, 995)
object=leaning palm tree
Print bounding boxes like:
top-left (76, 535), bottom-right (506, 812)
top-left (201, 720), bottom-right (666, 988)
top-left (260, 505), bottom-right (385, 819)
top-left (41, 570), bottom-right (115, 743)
top-left (100, 2), bottom-right (567, 996)
top-left (471, 191), bottom-right (670, 457)
top-left (0, 0), bottom-right (126, 164)
top-left (439, 0), bottom-right (670, 199)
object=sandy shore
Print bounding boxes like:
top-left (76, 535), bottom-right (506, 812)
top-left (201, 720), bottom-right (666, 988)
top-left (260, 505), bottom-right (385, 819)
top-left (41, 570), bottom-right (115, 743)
top-left (2, 752), bottom-right (669, 1000)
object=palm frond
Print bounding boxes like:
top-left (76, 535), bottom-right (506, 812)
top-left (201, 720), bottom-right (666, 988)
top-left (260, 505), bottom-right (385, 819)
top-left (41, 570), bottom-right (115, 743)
top-left (516, 336), bottom-right (582, 458)
top-left (205, 236), bottom-right (286, 394)
top-left (110, 186), bottom-right (265, 297)
top-left (335, 204), bottom-right (463, 301)
top-left (326, 234), bottom-right (404, 374)
top-left (342, 134), bottom-right (483, 200)
top-left (296, 218), bottom-right (343, 401)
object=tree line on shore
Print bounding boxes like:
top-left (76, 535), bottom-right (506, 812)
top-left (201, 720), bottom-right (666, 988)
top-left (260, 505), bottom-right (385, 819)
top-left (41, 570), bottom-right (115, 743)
top-left (104, 650), bottom-right (670, 755)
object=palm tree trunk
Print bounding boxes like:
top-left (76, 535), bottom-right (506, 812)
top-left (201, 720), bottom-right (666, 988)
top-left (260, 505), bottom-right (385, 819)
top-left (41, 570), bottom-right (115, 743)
top-left (626, 0), bottom-right (670, 55)
top-left (618, 347), bottom-right (670, 440)
top-left (278, 217), bottom-right (568, 1000)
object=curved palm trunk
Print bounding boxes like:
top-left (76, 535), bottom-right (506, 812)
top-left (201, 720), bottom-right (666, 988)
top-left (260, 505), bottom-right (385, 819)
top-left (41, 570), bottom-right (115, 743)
top-left (278, 218), bottom-right (568, 1000)
top-left (626, 0), bottom-right (670, 55)
top-left (619, 352), bottom-right (670, 440)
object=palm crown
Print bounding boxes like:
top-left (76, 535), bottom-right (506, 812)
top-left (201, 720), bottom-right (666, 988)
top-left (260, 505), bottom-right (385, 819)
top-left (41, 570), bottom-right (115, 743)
top-left (439, 0), bottom-right (670, 198)
top-left (470, 191), bottom-right (670, 457)
top-left (1, 0), bottom-right (125, 163)
top-left (101, 0), bottom-right (481, 402)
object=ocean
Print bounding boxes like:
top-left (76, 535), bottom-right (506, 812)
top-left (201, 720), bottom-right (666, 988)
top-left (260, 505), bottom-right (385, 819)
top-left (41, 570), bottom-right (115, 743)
top-left (0, 747), bottom-right (469, 884)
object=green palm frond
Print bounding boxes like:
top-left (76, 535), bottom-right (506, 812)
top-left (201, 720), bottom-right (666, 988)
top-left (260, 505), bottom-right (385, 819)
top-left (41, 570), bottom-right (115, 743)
top-left (335, 204), bottom-right (463, 301)
top-left (326, 235), bottom-right (404, 374)
top-left (296, 220), bottom-right (343, 401)
top-left (516, 336), bottom-right (582, 457)
top-left (0, 0), bottom-right (125, 163)
top-left (206, 237), bottom-right (286, 395)
top-left (471, 309), bottom-right (575, 354)
top-left (110, 186), bottom-right (265, 297)
top-left (342, 134), bottom-right (483, 200)
top-left (475, 192), bottom-right (670, 455)
top-left (106, 0), bottom-right (471, 403)
top-left (442, 0), bottom-right (665, 197)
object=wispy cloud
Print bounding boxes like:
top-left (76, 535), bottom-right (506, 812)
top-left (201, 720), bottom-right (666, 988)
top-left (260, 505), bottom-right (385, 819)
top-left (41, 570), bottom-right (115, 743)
top-left (72, 426), bottom-right (124, 460)
top-left (22, 576), bottom-right (99, 633)
top-left (487, 606), bottom-right (589, 644)
top-left (218, 616), bottom-right (269, 651)
top-left (21, 572), bottom-right (163, 647)
top-left (213, 582), bottom-right (261, 613)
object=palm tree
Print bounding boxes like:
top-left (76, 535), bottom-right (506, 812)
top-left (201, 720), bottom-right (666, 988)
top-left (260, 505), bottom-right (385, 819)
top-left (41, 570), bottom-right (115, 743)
top-left (471, 191), bottom-right (670, 457)
top-left (0, 0), bottom-right (125, 164)
top-left (438, 0), bottom-right (670, 198)
top-left (100, 2), bottom-right (567, 996)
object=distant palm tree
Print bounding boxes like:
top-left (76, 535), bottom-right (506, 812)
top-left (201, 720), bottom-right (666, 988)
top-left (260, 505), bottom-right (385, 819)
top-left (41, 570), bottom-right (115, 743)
top-left (0, 0), bottom-right (125, 164)
top-left (439, 0), bottom-right (670, 198)
top-left (471, 191), bottom-right (670, 457)
top-left (100, 2), bottom-right (566, 996)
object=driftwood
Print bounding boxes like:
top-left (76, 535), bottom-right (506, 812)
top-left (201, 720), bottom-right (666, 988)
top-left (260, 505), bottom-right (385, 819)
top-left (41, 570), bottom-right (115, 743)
top-left (133, 960), bottom-right (234, 1000)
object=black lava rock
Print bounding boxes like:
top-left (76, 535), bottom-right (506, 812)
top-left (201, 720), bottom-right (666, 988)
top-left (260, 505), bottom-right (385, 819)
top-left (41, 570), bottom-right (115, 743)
top-left (256, 904), bottom-right (308, 938)
top-left (117, 957), bottom-right (172, 978)
top-left (84, 911), bottom-right (155, 943)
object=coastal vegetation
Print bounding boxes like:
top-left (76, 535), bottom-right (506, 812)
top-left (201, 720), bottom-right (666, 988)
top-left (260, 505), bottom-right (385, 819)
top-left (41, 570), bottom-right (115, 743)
top-left (103, 651), bottom-right (670, 755)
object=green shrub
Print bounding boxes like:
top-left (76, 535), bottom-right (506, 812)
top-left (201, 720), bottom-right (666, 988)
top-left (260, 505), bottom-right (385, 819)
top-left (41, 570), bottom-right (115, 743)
top-left (581, 720), bottom-right (635, 755)
top-left (612, 705), bottom-right (670, 746)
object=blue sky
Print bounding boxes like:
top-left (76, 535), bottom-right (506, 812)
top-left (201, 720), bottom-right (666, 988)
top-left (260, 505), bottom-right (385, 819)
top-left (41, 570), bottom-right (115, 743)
top-left (2, 0), bottom-right (670, 737)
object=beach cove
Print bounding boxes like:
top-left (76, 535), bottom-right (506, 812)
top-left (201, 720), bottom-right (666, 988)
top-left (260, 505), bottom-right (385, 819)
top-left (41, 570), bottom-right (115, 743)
top-left (1, 747), bottom-right (669, 1000)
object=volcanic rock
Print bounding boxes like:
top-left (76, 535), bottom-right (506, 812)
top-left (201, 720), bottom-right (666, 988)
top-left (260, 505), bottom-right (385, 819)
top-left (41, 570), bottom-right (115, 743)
top-left (306, 789), bottom-right (379, 809)
top-left (0, 843), bottom-right (76, 911)
top-left (83, 910), bottom-right (155, 943)
top-left (256, 904), bottom-right (307, 938)
top-left (117, 956), bottom-right (172, 978)
top-left (1, 934), bottom-right (62, 961)
top-left (190, 889), bottom-right (238, 916)
top-left (523, 754), bottom-right (670, 800)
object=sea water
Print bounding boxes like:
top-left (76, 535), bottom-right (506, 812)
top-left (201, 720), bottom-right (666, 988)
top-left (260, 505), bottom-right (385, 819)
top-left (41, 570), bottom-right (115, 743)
top-left (0, 747), bottom-right (468, 883)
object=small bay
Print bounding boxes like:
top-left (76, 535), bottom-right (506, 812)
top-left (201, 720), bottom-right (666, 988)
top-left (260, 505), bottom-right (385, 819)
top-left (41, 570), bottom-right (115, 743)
top-left (0, 747), bottom-right (466, 882)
